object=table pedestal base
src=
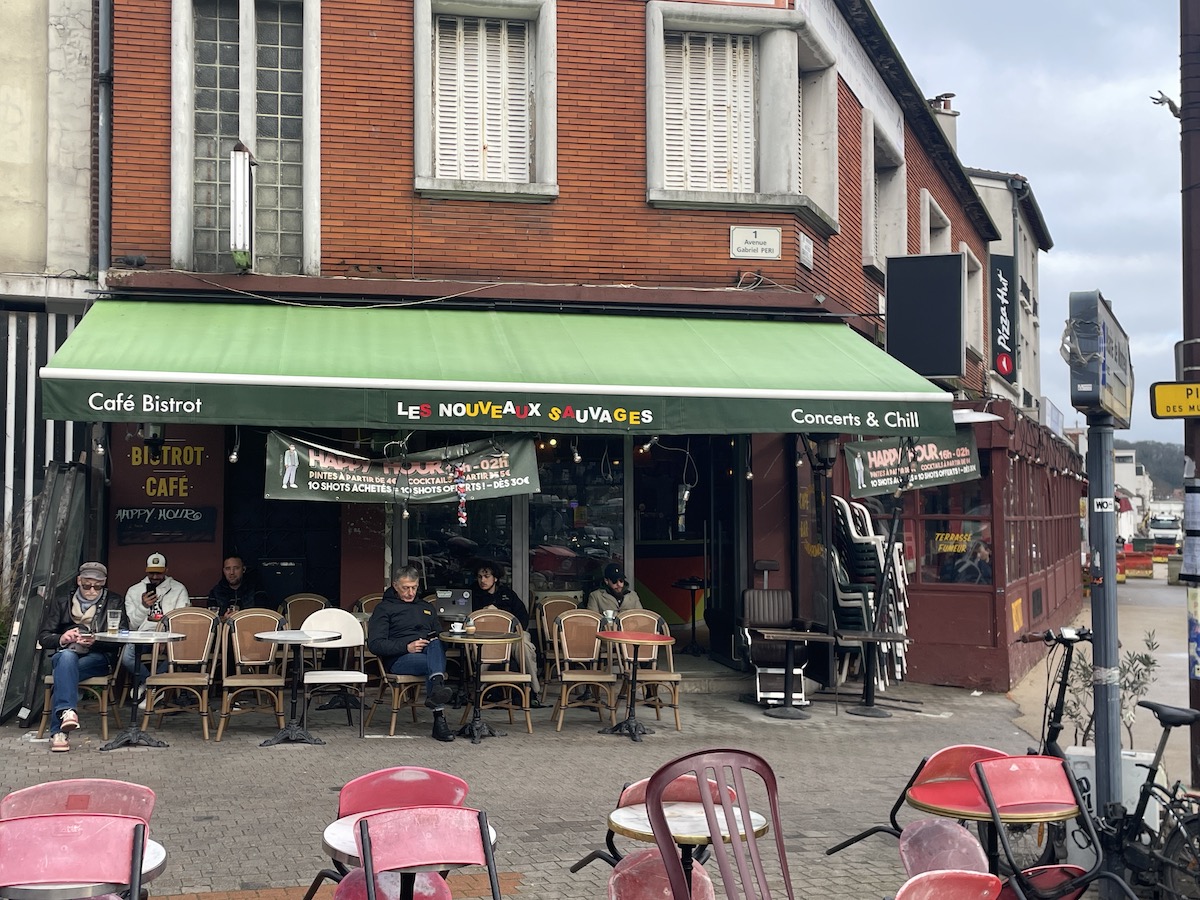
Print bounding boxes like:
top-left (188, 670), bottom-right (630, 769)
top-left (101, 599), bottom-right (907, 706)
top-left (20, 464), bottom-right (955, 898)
top-left (845, 704), bottom-right (891, 719)
top-left (763, 705), bottom-right (810, 720)
top-left (600, 716), bottom-right (655, 741)
top-left (679, 640), bottom-right (704, 657)
top-left (261, 722), bottom-right (325, 746)
top-left (315, 690), bottom-right (354, 711)
top-left (101, 726), bottom-right (169, 750)
top-left (458, 715), bottom-right (505, 744)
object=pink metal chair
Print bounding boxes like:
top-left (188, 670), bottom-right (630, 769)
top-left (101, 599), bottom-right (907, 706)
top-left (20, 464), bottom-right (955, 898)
top-left (1, 778), bottom-right (155, 823)
top-left (303, 767), bottom-right (469, 900)
top-left (608, 848), bottom-right (715, 900)
top-left (0, 812), bottom-right (147, 899)
top-left (899, 818), bottom-right (988, 877)
top-left (333, 805), bottom-right (500, 900)
top-left (895, 869), bottom-right (1004, 900)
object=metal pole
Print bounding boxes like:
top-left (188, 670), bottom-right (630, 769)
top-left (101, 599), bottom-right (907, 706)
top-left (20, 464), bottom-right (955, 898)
top-left (1087, 413), bottom-right (1122, 894)
top-left (1180, 0), bottom-right (1200, 789)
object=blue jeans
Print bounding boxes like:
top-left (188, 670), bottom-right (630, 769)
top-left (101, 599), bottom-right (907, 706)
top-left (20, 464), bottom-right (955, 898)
top-left (387, 639), bottom-right (448, 704)
top-left (119, 643), bottom-right (169, 683)
top-left (50, 649), bottom-right (112, 735)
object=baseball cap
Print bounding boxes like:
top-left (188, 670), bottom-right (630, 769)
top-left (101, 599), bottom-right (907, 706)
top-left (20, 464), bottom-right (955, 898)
top-left (145, 552), bottom-right (168, 572)
top-left (78, 562), bottom-right (108, 581)
top-left (604, 563), bottom-right (626, 582)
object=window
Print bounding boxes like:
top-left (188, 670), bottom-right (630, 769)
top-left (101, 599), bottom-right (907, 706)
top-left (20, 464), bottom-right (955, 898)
top-left (414, 0), bottom-right (557, 201)
top-left (961, 243), bottom-right (983, 355)
top-left (176, 0), bottom-right (320, 274)
top-left (860, 109), bottom-right (905, 275)
top-left (646, 1), bottom-right (837, 229)
top-left (920, 188), bottom-right (951, 254)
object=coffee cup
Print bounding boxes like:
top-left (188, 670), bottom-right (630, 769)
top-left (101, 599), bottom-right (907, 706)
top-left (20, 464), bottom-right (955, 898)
top-left (450, 621), bottom-right (465, 633)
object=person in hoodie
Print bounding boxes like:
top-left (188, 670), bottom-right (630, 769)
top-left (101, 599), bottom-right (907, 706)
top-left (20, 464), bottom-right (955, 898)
top-left (367, 564), bottom-right (455, 741)
top-left (121, 552), bottom-right (191, 699)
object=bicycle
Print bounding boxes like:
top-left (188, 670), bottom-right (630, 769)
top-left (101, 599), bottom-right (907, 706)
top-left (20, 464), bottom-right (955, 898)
top-left (1015, 625), bottom-right (1200, 898)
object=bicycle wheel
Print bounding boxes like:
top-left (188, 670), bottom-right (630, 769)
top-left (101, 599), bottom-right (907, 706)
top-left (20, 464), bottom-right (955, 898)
top-left (1162, 814), bottom-right (1200, 899)
top-left (976, 821), bottom-right (1057, 874)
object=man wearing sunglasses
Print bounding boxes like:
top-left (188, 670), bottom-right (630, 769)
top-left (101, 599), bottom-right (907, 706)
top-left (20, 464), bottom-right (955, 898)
top-left (37, 562), bottom-right (129, 752)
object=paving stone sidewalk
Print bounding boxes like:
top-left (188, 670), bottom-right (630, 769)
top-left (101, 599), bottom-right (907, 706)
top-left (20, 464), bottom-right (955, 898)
top-left (0, 679), bottom-right (1033, 899)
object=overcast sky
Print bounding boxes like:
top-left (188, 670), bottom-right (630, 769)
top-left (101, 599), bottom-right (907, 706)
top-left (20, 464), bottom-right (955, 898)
top-left (867, 0), bottom-right (1183, 444)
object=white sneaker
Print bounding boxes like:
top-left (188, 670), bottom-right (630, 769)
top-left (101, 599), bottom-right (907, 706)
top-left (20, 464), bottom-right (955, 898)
top-left (59, 709), bottom-right (79, 731)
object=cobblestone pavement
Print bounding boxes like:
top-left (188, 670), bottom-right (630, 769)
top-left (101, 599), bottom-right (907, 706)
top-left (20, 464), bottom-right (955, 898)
top-left (0, 678), bottom-right (1034, 899)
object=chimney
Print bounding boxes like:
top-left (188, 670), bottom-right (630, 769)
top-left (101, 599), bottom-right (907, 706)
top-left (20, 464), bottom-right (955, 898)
top-left (927, 92), bottom-right (959, 153)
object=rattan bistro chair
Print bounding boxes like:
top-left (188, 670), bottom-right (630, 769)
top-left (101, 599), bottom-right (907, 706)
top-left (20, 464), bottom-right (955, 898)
top-left (552, 609), bottom-right (618, 731)
top-left (464, 609), bottom-right (533, 734)
top-left (215, 609), bottom-right (286, 741)
top-left (141, 607), bottom-right (220, 740)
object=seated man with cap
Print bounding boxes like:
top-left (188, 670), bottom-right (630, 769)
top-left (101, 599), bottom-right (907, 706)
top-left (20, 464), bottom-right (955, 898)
top-left (586, 562), bottom-right (643, 616)
top-left (122, 552), bottom-right (191, 703)
top-left (37, 562), bottom-right (129, 752)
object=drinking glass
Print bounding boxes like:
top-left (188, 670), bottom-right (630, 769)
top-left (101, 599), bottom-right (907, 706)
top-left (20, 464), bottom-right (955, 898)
top-left (106, 609), bottom-right (121, 634)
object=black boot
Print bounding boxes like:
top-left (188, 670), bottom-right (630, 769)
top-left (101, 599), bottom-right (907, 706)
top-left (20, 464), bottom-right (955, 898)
top-left (431, 711), bottom-right (455, 742)
top-left (426, 673), bottom-right (454, 709)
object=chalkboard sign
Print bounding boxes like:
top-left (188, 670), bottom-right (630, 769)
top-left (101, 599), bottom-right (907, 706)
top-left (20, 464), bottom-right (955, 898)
top-left (114, 506), bottom-right (218, 544)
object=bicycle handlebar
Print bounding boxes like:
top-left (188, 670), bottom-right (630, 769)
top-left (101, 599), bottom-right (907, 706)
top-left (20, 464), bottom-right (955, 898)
top-left (1017, 626), bottom-right (1093, 645)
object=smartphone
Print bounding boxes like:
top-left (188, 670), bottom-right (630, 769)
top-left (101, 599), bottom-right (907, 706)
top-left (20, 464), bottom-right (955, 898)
top-left (77, 624), bottom-right (92, 636)
top-left (426, 629), bottom-right (440, 640)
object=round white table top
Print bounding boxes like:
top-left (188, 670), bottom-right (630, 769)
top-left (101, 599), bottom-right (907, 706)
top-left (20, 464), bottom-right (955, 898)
top-left (608, 802), bottom-right (768, 846)
top-left (322, 812), bottom-right (498, 867)
top-left (94, 631), bottom-right (184, 644)
top-left (254, 629), bottom-right (339, 645)
top-left (0, 838), bottom-right (167, 900)
top-left (440, 631), bottom-right (520, 645)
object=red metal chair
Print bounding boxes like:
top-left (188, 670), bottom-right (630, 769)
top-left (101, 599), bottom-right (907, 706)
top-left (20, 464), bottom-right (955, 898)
top-left (972, 756), bottom-right (1138, 900)
top-left (1, 778), bottom-right (155, 823)
top-left (899, 817), bottom-right (989, 877)
top-left (302, 767), bottom-right (469, 900)
top-left (642, 748), bottom-right (793, 900)
top-left (333, 805), bottom-right (500, 900)
top-left (0, 812), bottom-right (147, 899)
top-left (895, 869), bottom-right (1004, 900)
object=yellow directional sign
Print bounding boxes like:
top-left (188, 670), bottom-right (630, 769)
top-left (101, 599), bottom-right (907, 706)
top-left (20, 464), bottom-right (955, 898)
top-left (1150, 382), bottom-right (1200, 418)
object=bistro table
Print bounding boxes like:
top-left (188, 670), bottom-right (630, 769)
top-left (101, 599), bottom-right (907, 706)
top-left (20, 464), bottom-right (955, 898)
top-left (671, 578), bottom-right (707, 656)
top-left (254, 629), bottom-right (339, 746)
top-left (747, 627), bottom-right (836, 720)
top-left (598, 630), bottom-right (675, 742)
top-left (0, 838), bottom-right (168, 900)
top-left (440, 630), bottom-right (522, 744)
top-left (95, 630), bottom-right (184, 750)
top-left (609, 801), bottom-right (767, 894)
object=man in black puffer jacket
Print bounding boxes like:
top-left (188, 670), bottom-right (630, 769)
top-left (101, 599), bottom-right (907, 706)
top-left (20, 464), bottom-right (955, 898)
top-left (367, 564), bottom-right (455, 741)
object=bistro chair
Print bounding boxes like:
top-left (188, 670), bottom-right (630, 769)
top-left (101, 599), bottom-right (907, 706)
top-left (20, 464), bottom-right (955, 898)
top-left (286, 593), bottom-right (330, 629)
top-left (215, 609), bottom-right (286, 741)
top-left (572, 773), bottom-right (734, 872)
top-left (615, 609), bottom-right (682, 731)
top-left (465, 608), bottom-right (533, 733)
top-left (552, 608), bottom-right (618, 731)
top-left (898, 818), bottom-right (988, 877)
top-left (640, 748), bottom-right (794, 900)
top-left (0, 813), bottom-right (147, 899)
top-left (972, 756), bottom-right (1139, 900)
top-left (140, 606), bottom-right (220, 740)
top-left (303, 766), bottom-right (469, 900)
top-left (2, 778), bottom-right (155, 823)
top-left (826, 743), bottom-right (1005, 856)
top-left (894, 869), bottom-right (1003, 900)
top-left (36, 669), bottom-right (120, 741)
top-left (355, 592), bottom-right (384, 616)
top-left (364, 658), bottom-right (425, 736)
top-left (301, 607), bottom-right (368, 737)
top-left (536, 595), bottom-right (580, 683)
top-left (333, 806), bottom-right (501, 900)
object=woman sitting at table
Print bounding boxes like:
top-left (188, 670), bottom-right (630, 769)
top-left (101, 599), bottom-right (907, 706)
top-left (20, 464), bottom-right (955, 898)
top-left (470, 560), bottom-right (544, 708)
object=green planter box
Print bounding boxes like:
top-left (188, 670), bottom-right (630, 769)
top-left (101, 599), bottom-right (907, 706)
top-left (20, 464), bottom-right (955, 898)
top-left (1132, 537), bottom-right (1155, 553)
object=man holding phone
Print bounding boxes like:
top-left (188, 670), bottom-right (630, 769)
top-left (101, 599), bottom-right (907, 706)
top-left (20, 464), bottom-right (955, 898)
top-left (367, 565), bottom-right (455, 742)
top-left (122, 552), bottom-right (190, 704)
top-left (37, 562), bottom-right (129, 752)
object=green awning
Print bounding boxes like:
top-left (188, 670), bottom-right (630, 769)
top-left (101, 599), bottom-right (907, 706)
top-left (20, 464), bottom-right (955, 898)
top-left (40, 299), bottom-right (954, 436)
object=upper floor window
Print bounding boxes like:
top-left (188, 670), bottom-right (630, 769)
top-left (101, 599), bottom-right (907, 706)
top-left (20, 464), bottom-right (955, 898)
top-left (645, 1), bottom-right (837, 231)
top-left (860, 109), bottom-right (905, 276)
top-left (414, 0), bottom-right (558, 202)
top-left (920, 188), bottom-right (952, 254)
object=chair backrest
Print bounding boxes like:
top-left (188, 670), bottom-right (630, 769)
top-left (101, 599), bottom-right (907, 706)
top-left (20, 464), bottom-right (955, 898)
top-left (356, 593), bottom-right (384, 615)
top-left (286, 593), bottom-right (329, 629)
top-left (742, 589), bottom-right (794, 630)
top-left (898, 818), bottom-right (988, 877)
top-left (615, 609), bottom-right (669, 667)
top-left (338, 766), bottom-right (469, 817)
top-left (226, 608), bottom-right (285, 669)
top-left (470, 609), bottom-right (518, 666)
top-left (556, 608), bottom-right (603, 666)
top-left (617, 773), bottom-right (737, 808)
top-left (160, 606), bottom-right (219, 670)
top-left (301, 607), bottom-right (365, 650)
top-left (894, 869), bottom-right (1003, 900)
top-left (644, 748), bottom-right (793, 900)
top-left (970, 755), bottom-right (1080, 823)
top-left (1, 779), bottom-right (156, 822)
top-left (0, 813), bottom-right (147, 895)
top-left (357, 806), bottom-right (500, 900)
top-left (539, 596), bottom-right (580, 627)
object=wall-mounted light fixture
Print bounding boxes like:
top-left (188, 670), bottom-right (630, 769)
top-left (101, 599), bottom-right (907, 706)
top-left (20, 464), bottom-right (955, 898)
top-left (228, 425), bottom-right (241, 464)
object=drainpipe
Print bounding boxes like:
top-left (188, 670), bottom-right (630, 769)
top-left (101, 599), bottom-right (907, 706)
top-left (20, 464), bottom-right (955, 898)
top-left (97, 0), bottom-right (113, 280)
top-left (1006, 177), bottom-right (1029, 390)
